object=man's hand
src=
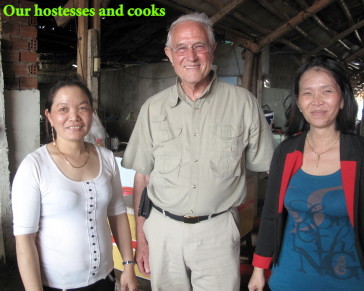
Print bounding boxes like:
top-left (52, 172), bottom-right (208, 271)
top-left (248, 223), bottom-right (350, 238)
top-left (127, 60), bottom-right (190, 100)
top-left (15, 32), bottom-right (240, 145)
top-left (135, 236), bottom-right (150, 276)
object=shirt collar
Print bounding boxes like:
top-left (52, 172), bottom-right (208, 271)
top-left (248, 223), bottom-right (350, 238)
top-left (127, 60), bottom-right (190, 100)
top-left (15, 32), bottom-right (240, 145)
top-left (169, 70), bottom-right (217, 108)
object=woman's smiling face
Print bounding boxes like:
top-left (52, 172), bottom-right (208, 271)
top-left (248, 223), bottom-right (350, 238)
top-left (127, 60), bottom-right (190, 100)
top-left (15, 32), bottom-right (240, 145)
top-left (297, 68), bottom-right (344, 131)
top-left (45, 85), bottom-right (93, 143)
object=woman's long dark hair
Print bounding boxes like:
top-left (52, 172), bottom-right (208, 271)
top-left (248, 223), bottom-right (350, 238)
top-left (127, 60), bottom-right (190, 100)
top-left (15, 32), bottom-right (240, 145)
top-left (285, 55), bottom-right (357, 136)
top-left (45, 74), bottom-right (93, 143)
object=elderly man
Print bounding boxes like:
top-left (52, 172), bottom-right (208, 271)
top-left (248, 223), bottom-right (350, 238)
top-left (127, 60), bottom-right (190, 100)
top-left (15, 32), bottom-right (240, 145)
top-left (122, 12), bottom-right (275, 290)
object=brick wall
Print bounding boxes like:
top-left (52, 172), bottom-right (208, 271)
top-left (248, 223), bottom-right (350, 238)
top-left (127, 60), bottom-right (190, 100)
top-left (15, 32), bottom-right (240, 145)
top-left (1, 0), bottom-right (38, 90)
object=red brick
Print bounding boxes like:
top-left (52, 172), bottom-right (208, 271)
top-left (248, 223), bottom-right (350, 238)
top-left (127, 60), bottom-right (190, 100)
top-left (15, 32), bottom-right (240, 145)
top-left (20, 25), bottom-right (37, 38)
top-left (5, 63), bottom-right (30, 76)
top-left (28, 64), bottom-right (37, 75)
top-left (4, 76), bottom-right (20, 90)
top-left (28, 39), bottom-right (38, 50)
top-left (20, 16), bottom-right (30, 25)
top-left (0, 11), bottom-right (12, 22)
top-left (28, 16), bottom-right (37, 26)
top-left (2, 49), bottom-right (20, 62)
top-left (2, 22), bottom-right (20, 36)
top-left (6, 15), bottom-right (29, 24)
top-left (20, 51), bottom-right (37, 63)
top-left (20, 76), bottom-right (38, 89)
top-left (11, 37), bottom-right (28, 50)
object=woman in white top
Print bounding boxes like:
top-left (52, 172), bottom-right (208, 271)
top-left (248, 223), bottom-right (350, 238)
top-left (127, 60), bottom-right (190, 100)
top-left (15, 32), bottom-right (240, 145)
top-left (12, 75), bottom-right (138, 291)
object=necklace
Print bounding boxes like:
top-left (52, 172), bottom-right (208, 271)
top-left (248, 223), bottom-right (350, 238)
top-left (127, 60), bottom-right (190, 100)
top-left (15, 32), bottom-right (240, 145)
top-left (306, 131), bottom-right (340, 168)
top-left (54, 142), bottom-right (90, 168)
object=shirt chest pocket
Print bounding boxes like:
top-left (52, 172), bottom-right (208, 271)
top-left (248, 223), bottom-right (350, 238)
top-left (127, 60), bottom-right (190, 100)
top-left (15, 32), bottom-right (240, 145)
top-left (210, 124), bottom-right (245, 177)
top-left (152, 120), bottom-right (182, 174)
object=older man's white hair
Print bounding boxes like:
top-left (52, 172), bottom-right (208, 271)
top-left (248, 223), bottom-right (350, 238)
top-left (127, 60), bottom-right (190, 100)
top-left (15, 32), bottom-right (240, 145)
top-left (165, 12), bottom-right (215, 48)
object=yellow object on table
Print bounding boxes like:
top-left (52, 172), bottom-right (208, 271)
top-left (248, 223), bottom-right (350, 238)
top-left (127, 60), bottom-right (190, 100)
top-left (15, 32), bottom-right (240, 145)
top-left (112, 192), bottom-right (150, 280)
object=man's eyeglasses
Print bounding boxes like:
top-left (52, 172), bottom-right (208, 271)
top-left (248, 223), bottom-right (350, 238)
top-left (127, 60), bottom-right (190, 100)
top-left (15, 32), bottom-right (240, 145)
top-left (172, 43), bottom-right (210, 56)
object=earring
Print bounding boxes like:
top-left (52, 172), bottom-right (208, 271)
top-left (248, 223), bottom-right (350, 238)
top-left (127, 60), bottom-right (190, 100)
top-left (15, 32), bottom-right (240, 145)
top-left (51, 127), bottom-right (56, 146)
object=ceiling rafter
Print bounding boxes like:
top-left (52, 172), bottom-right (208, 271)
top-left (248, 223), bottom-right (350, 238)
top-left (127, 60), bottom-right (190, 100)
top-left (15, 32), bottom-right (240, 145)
top-left (256, 0), bottom-right (335, 52)
top-left (303, 19), bottom-right (364, 60)
top-left (36, 0), bottom-right (364, 77)
top-left (208, 0), bottom-right (247, 24)
top-left (258, 0), bottom-right (335, 55)
top-left (345, 47), bottom-right (364, 62)
top-left (295, 0), bottom-right (352, 51)
top-left (209, 0), bottom-right (307, 54)
top-left (337, 0), bottom-right (363, 44)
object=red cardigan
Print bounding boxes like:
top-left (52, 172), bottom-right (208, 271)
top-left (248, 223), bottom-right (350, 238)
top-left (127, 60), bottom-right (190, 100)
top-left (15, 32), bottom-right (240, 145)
top-left (253, 132), bottom-right (364, 269)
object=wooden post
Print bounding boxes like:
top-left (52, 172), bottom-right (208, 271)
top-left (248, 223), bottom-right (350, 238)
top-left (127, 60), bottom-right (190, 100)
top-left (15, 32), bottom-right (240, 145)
top-left (241, 49), bottom-right (254, 90)
top-left (251, 55), bottom-right (258, 97)
top-left (77, 0), bottom-right (88, 81)
top-left (256, 53), bottom-right (263, 105)
top-left (92, 0), bottom-right (101, 31)
top-left (87, 29), bottom-right (100, 110)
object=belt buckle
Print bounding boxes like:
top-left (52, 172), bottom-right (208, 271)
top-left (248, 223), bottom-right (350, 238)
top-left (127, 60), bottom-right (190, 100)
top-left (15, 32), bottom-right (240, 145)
top-left (183, 215), bottom-right (199, 224)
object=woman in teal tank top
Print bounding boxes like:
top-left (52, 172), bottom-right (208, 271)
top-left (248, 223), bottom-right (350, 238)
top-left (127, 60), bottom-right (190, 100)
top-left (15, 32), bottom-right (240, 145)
top-left (248, 55), bottom-right (364, 290)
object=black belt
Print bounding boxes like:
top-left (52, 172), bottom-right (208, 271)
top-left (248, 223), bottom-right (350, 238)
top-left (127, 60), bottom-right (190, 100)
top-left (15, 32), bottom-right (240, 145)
top-left (153, 204), bottom-right (226, 224)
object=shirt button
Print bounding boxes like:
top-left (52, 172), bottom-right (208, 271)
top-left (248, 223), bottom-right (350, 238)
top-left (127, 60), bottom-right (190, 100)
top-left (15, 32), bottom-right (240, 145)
top-left (194, 133), bottom-right (198, 137)
top-left (192, 185), bottom-right (197, 189)
top-left (194, 159), bottom-right (198, 162)
top-left (195, 107), bottom-right (199, 111)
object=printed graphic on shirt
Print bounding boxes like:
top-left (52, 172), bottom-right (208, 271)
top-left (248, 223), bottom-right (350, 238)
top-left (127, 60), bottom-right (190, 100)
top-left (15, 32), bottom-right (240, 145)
top-left (269, 169), bottom-right (364, 290)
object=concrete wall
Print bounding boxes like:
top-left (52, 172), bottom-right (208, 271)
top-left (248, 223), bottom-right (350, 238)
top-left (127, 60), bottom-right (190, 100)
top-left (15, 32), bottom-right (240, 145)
top-left (4, 89), bottom-right (40, 265)
top-left (0, 53), bottom-right (9, 267)
top-left (100, 62), bottom-right (176, 141)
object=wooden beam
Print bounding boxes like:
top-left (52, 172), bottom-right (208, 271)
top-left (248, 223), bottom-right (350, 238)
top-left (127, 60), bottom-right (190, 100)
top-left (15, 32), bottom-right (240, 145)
top-left (54, 0), bottom-right (79, 27)
top-left (257, 0), bottom-right (335, 50)
top-left (209, 0), bottom-right (248, 24)
top-left (304, 19), bottom-right (364, 59)
top-left (77, 0), bottom-right (88, 81)
top-left (344, 47), bottom-right (364, 63)
top-left (215, 24), bottom-right (260, 52)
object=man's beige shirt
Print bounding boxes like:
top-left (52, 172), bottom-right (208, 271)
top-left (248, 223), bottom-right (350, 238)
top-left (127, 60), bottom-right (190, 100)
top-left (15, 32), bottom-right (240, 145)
top-left (122, 72), bottom-right (275, 216)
